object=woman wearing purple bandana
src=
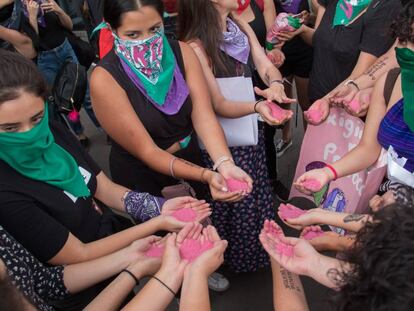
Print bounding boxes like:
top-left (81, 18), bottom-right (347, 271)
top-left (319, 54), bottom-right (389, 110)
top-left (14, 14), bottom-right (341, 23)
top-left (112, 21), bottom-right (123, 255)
top-left (178, 0), bottom-right (295, 273)
top-left (91, 0), bottom-right (252, 208)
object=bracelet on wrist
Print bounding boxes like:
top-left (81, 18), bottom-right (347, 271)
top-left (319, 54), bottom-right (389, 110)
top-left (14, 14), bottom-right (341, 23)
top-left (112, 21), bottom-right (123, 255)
top-left (254, 99), bottom-right (264, 113)
top-left (325, 164), bottom-right (338, 180)
top-left (150, 275), bottom-right (177, 296)
top-left (213, 156), bottom-right (234, 171)
top-left (122, 269), bottom-right (140, 286)
top-left (270, 79), bottom-right (284, 86)
top-left (200, 168), bottom-right (208, 184)
top-left (344, 80), bottom-right (360, 92)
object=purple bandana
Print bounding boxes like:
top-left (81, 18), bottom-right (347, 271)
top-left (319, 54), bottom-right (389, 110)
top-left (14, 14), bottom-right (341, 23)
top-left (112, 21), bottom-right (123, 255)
top-left (279, 0), bottom-right (302, 14)
top-left (21, 0), bottom-right (46, 27)
top-left (120, 58), bottom-right (190, 115)
top-left (220, 18), bottom-right (250, 64)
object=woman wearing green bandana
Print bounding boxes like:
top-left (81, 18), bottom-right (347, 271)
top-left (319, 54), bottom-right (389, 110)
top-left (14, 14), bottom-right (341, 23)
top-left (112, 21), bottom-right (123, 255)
top-left (275, 0), bottom-right (401, 125)
top-left (91, 0), bottom-right (253, 204)
top-left (0, 50), bottom-right (212, 310)
top-left (294, 1), bottom-right (414, 196)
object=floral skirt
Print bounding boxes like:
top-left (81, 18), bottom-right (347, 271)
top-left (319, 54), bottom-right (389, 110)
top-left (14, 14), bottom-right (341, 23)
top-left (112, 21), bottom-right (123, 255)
top-left (202, 124), bottom-right (275, 273)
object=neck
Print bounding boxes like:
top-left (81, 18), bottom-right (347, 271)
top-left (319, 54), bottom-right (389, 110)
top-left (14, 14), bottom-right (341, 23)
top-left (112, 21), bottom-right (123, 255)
top-left (218, 9), bottom-right (230, 32)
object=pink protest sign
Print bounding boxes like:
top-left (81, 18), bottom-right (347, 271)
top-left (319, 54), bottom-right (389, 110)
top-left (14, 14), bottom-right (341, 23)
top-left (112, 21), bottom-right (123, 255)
top-left (290, 108), bottom-right (386, 232)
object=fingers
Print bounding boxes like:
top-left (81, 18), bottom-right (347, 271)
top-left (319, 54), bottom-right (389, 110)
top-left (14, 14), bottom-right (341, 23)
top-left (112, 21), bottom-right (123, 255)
top-left (254, 86), bottom-right (266, 98)
top-left (177, 222), bottom-right (195, 243)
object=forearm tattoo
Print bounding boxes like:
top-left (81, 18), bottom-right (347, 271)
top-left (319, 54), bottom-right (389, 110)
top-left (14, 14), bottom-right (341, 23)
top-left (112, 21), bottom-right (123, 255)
top-left (280, 268), bottom-right (302, 293)
top-left (178, 158), bottom-right (202, 170)
top-left (343, 214), bottom-right (365, 223)
top-left (363, 56), bottom-right (389, 81)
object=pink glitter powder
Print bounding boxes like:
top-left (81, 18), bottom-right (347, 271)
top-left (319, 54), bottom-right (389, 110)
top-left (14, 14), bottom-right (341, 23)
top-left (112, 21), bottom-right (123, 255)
top-left (306, 109), bottom-right (323, 123)
top-left (302, 179), bottom-right (321, 192)
top-left (68, 110), bottom-right (80, 122)
top-left (266, 102), bottom-right (289, 120)
top-left (226, 178), bottom-right (249, 192)
top-left (171, 208), bottom-right (197, 222)
top-left (279, 203), bottom-right (307, 219)
top-left (348, 99), bottom-right (361, 113)
top-left (275, 242), bottom-right (294, 257)
top-left (179, 239), bottom-right (214, 262)
top-left (302, 229), bottom-right (324, 241)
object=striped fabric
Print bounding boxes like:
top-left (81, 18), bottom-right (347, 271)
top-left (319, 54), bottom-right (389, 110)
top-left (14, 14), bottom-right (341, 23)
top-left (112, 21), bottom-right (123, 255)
top-left (378, 98), bottom-right (414, 173)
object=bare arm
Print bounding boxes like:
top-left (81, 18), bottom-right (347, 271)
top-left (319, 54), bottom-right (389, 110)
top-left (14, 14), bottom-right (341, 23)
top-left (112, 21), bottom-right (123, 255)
top-left (0, 0), bottom-right (13, 9)
top-left (45, 0), bottom-right (73, 30)
top-left (263, 0), bottom-right (276, 30)
top-left (0, 25), bottom-right (36, 59)
top-left (271, 259), bottom-right (309, 311)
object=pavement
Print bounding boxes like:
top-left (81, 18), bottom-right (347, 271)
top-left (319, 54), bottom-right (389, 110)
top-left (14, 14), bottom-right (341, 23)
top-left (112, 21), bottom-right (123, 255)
top-left (80, 91), bottom-right (329, 311)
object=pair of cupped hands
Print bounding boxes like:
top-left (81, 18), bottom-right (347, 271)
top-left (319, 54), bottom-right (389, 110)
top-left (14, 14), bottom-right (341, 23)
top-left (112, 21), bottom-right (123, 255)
top-left (121, 222), bottom-right (227, 287)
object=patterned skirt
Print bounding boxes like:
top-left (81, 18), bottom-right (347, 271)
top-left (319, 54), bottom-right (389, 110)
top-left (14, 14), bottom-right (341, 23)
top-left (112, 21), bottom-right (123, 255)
top-left (202, 124), bottom-right (275, 273)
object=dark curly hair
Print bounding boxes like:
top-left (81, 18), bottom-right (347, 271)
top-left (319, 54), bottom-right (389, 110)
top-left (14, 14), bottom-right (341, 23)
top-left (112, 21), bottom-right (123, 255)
top-left (390, 0), bottom-right (414, 44)
top-left (332, 202), bottom-right (414, 311)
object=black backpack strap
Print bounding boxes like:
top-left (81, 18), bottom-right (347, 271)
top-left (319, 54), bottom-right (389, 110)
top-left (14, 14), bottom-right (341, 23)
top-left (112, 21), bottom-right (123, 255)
top-left (383, 67), bottom-right (401, 106)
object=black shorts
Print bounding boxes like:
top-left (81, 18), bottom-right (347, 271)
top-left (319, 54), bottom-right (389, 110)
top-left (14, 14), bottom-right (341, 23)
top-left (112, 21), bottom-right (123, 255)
top-left (279, 38), bottom-right (313, 79)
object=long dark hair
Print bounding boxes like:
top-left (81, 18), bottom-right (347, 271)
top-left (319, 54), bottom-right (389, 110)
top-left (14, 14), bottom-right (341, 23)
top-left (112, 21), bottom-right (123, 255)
top-left (0, 50), bottom-right (47, 104)
top-left (178, 0), bottom-right (231, 75)
top-left (103, 0), bottom-right (164, 29)
top-left (390, 0), bottom-right (414, 44)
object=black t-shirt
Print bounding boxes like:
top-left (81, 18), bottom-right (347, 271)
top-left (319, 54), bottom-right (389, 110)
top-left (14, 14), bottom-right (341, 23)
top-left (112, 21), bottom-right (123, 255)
top-left (37, 12), bottom-right (66, 51)
top-left (309, 0), bottom-right (400, 101)
top-left (0, 122), bottom-right (102, 262)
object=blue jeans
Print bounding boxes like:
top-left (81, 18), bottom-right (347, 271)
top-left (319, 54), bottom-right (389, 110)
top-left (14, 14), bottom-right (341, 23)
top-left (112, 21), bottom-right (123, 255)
top-left (37, 39), bottom-right (100, 135)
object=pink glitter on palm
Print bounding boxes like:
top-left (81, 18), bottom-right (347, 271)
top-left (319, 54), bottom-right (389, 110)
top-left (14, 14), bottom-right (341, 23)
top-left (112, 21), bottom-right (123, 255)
top-left (279, 203), bottom-right (307, 219)
top-left (347, 99), bottom-right (361, 113)
top-left (171, 208), bottom-right (197, 222)
top-left (275, 242), bottom-right (294, 257)
top-left (306, 109), bottom-right (323, 123)
top-left (302, 179), bottom-right (321, 192)
top-left (302, 229), bottom-right (324, 241)
top-left (266, 102), bottom-right (289, 121)
top-left (226, 178), bottom-right (249, 192)
top-left (180, 239), bottom-right (214, 262)
top-left (145, 244), bottom-right (165, 258)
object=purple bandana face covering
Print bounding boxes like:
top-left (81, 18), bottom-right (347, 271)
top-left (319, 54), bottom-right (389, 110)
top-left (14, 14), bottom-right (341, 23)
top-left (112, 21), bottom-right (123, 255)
top-left (220, 18), bottom-right (250, 64)
top-left (120, 58), bottom-right (190, 115)
top-left (21, 0), bottom-right (46, 27)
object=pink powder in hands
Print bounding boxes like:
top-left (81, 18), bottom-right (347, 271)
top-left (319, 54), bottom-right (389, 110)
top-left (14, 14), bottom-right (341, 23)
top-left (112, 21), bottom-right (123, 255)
top-left (306, 109), bottom-right (323, 123)
top-left (266, 102), bottom-right (290, 121)
top-left (302, 229), bottom-right (325, 241)
top-left (145, 244), bottom-right (165, 258)
top-left (279, 203), bottom-right (307, 219)
top-left (171, 208), bottom-right (197, 222)
top-left (226, 178), bottom-right (249, 192)
top-left (275, 242), bottom-right (294, 257)
top-left (302, 179), bottom-right (321, 192)
top-left (179, 238), bottom-right (214, 262)
top-left (347, 99), bottom-right (361, 113)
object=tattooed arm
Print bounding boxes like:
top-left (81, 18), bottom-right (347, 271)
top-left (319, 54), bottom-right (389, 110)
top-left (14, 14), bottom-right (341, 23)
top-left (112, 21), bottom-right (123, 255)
top-left (271, 259), bottom-right (309, 311)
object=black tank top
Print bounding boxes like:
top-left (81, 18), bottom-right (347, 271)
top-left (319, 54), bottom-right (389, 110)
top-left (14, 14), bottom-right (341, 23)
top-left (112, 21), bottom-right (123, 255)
top-left (249, 0), bottom-right (267, 47)
top-left (98, 40), bottom-right (193, 152)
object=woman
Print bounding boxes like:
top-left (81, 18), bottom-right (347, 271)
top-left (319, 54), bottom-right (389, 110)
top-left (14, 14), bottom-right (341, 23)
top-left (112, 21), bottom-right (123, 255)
top-left (23, 0), bottom-right (99, 145)
top-left (178, 0), bottom-right (295, 273)
top-left (294, 0), bottom-right (414, 195)
top-left (91, 0), bottom-right (252, 202)
top-left (0, 50), bottom-right (211, 309)
top-left (277, 0), bottom-right (401, 118)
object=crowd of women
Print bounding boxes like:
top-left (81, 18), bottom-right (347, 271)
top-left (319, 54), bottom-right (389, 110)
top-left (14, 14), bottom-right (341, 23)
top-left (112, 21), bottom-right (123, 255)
top-left (0, 0), bottom-right (413, 310)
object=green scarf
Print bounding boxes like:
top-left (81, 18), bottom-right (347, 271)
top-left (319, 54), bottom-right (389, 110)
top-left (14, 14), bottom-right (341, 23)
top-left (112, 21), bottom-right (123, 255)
top-left (115, 34), bottom-right (175, 106)
top-left (333, 0), bottom-right (372, 27)
top-left (0, 104), bottom-right (91, 198)
top-left (396, 47), bottom-right (414, 132)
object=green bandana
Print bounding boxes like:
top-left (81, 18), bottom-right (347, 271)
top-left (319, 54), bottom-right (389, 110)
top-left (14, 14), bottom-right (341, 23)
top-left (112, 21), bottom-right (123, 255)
top-left (396, 47), bottom-right (414, 132)
top-left (114, 34), bottom-right (175, 106)
top-left (333, 0), bottom-right (372, 27)
top-left (0, 103), bottom-right (91, 198)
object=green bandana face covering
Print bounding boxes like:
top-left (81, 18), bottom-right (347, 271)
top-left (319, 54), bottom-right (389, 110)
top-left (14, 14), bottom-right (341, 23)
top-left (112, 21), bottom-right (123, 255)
top-left (333, 0), bottom-right (372, 27)
top-left (0, 103), bottom-right (91, 198)
top-left (396, 47), bottom-right (414, 132)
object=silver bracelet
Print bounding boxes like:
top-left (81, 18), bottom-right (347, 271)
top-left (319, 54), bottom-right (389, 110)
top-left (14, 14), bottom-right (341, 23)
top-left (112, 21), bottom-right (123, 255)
top-left (213, 156), bottom-right (233, 171)
top-left (169, 156), bottom-right (178, 179)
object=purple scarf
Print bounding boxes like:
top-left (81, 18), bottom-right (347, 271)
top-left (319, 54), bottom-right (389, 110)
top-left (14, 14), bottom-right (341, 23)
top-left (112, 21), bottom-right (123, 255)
top-left (21, 0), bottom-right (46, 28)
top-left (120, 58), bottom-right (190, 115)
top-left (279, 0), bottom-right (302, 15)
top-left (220, 18), bottom-right (250, 64)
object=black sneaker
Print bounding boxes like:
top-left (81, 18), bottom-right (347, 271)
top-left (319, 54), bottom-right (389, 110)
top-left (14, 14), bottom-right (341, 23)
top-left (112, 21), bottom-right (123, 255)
top-left (276, 139), bottom-right (293, 158)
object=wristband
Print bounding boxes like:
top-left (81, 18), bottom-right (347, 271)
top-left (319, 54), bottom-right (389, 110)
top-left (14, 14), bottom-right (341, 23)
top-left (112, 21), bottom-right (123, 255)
top-left (169, 156), bottom-right (178, 179)
top-left (254, 99), bottom-right (264, 113)
top-left (122, 269), bottom-right (139, 286)
top-left (344, 80), bottom-right (360, 92)
top-left (124, 191), bottom-right (163, 222)
top-left (270, 79), bottom-right (284, 86)
top-left (213, 156), bottom-right (234, 171)
top-left (150, 275), bottom-right (177, 297)
top-left (325, 164), bottom-right (338, 180)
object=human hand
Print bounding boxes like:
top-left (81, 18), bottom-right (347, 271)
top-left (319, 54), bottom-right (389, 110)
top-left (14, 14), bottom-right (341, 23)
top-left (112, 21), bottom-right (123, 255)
top-left (254, 84), bottom-right (296, 104)
top-left (342, 88), bottom-right (373, 117)
top-left (185, 225), bottom-right (227, 278)
top-left (304, 98), bottom-right (330, 125)
top-left (278, 207), bottom-right (327, 230)
top-left (369, 190), bottom-right (395, 213)
top-left (256, 100), bottom-right (293, 126)
top-left (275, 26), bottom-right (304, 42)
top-left (294, 168), bottom-right (333, 195)
top-left (266, 48), bottom-right (285, 68)
top-left (156, 215), bottom-right (188, 232)
top-left (206, 170), bottom-right (245, 202)
top-left (259, 220), bottom-right (320, 276)
top-left (300, 226), bottom-right (336, 251)
top-left (25, 0), bottom-right (40, 19)
top-left (40, 0), bottom-right (62, 13)
top-left (329, 83), bottom-right (359, 106)
top-left (161, 197), bottom-right (212, 223)
top-left (298, 10), bottom-right (310, 24)
top-left (218, 162), bottom-right (253, 195)
top-left (124, 236), bottom-right (163, 276)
